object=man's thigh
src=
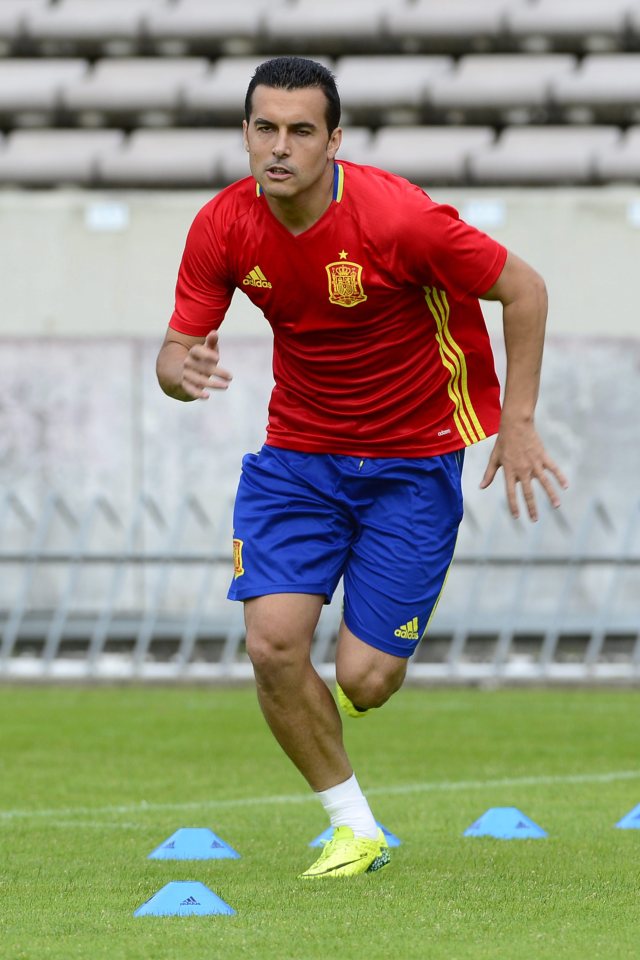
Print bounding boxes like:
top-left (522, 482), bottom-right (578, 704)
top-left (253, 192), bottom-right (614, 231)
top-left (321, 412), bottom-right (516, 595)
top-left (227, 446), bottom-right (353, 603)
top-left (342, 451), bottom-right (464, 658)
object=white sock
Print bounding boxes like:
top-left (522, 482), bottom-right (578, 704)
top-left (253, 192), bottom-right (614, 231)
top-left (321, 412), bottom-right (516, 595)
top-left (316, 773), bottom-right (379, 840)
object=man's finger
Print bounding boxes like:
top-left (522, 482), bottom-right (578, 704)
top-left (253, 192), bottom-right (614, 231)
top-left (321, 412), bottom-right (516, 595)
top-left (479, 453), bottom-right (499, 490)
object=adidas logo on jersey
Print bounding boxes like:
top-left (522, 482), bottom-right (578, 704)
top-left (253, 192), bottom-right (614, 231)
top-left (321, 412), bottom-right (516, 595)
top-left (394, 616), bottom-right (420, 640)
top-left (242, 265), bottom-right (272, 288)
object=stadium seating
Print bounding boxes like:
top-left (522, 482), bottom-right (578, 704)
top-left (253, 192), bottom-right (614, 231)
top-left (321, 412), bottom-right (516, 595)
top-left (97, 128), bottom-right (248, 186)
top-left (23, 0), bottom-right (159, 56)
top-left (61, 57), bottom-right (209, 126)
top-left (364, 126), bottom-right (495, 184)
top-left (384, 0), bottom-right (512, 53)
top-left (0, 0), bottom-right (638, 188)
top-left (595, 126), bottom-right (640, 180)
top-left (468, 125), bottom-right (621, 184)
top-left (551, 54), bottom-right (640, 124)
top-left (505, 0), bottom-right (632, 52)
top-left (0, 129), bottom-right (124, 185)
top-left (0, 58), bottom-right (87, 121)
top-left (144, 0), bottom-right (272, 56)
top-left (335, 55), bottom-right (453, 124)
top-left (264, 0), bottom-right (407, 52)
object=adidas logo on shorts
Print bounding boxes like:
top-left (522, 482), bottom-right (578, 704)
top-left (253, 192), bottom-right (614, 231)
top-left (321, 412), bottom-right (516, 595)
top-left (394, 616), bottom-right (420, 640)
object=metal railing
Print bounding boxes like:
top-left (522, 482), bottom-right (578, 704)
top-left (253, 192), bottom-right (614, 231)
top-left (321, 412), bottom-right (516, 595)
top-left (0, 490), bottom-right (638, 683)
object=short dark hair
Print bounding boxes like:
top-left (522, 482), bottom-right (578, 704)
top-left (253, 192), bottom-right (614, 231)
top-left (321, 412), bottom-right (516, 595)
top-left (244, 56), bottom-right (341, 135)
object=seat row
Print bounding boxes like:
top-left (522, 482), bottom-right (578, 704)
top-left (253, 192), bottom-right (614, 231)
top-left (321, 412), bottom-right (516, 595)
top-left (2, 54), bottom-right (640, 127)
top-left (0, 125), bottom-right (638, 187)
top-left (2, 0), bottom-right (640, 56)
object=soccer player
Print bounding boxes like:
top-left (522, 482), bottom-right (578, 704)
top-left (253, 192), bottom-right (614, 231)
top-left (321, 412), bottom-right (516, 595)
top-left (156, 56), bottom-right (567, 878)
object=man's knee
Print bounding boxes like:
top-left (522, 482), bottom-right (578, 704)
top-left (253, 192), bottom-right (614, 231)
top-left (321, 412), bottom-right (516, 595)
top-left (243, 594), bottom-right (323, 679)
top-left (336, 658), bottom-right (407, 710)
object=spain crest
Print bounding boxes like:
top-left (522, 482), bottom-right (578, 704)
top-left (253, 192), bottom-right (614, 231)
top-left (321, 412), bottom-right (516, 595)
top-left (325, 259), bottom-right (367, 308)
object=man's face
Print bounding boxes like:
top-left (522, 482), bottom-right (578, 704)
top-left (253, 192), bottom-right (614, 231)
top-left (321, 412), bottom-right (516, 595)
top-left (243, 84), bottom-right (341, 202)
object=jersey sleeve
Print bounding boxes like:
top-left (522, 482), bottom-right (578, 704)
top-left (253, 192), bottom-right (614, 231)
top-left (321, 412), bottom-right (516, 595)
top-left (398, 190), bottom-right (507, 298)
top-left (169, 202), bottom-right (235, 337)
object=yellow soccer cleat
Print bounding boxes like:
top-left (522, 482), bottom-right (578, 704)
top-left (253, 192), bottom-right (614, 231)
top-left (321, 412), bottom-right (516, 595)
top-left (336, 683), bottom-right (370, 718)
top-left (299, 826), bottom-right (390, 879)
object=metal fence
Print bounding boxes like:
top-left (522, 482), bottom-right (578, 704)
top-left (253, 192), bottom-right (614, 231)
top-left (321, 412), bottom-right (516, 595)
top-left (0, 490), bottom-right (638, 683)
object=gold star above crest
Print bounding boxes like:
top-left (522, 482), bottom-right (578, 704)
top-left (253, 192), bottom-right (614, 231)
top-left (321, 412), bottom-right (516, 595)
top-left (338, 249), bottom-right (348, 260)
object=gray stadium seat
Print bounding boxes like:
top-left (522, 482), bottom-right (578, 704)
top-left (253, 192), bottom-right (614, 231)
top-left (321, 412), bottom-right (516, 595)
top-left (97, 129), bottom-right (239, 186)
top-left (0, 129), bottom-right (125, 185)
top-left (144, 0), bottom-right (269, 54)
top-left (24, 0), bottom-right (163, 54)
top-left (0, 0), bottom-right (46, 51)
top-left (364, 126), bottom-right (495, 184)
top-left (506, 0), bottom-right (630, 52)
top-left (629, 3), bottom-right (640, 42)
top-left (429, 54), bottom-right (576, 122)
top-left (469, 126), bottom-right (621, 184)
top-left (61, 57), bottom-right (209, 123)
top-left (551, 55), bottom-right (640, 124)
top-left (0, 59), bottom-right (87, 117)
top-left (384, 0), bottom-right (510, 51)
top-left (594, 126), bottom-right (640, 181)
top-left (335, 55), bottom-right (453, 123)
top-left (264, 0), bottom-right (404, 49)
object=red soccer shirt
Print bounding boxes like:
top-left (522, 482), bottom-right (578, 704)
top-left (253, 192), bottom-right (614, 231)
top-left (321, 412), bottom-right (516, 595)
top-left (169, 160), bottom-right (507, 457)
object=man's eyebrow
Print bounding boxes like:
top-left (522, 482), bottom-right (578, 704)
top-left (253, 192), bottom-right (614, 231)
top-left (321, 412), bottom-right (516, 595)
top-left (253, 117), bottom-right (318, 130)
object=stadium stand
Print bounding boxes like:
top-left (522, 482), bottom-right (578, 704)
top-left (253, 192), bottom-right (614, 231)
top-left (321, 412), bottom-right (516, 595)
top-left (429, 54), bottom-right (577, 124)
top-left (384, 0), bottom-right (513, 53)
top-left (334, 55), bottom-right (453, 124)
top-left (0, 128), bottom-right (124, 184)
top-left (23, 0), bottom-right (161, 56)
top-left (365, 126), bottom-right (495, 184)
top-left (468, 125), bottom-right (621, 183)
top-left (0, 0), bottom-right (638, 187)
top-left (595, 125), bottom-right (640, 179)
top-left (551, 54), bottom-right (640, 124)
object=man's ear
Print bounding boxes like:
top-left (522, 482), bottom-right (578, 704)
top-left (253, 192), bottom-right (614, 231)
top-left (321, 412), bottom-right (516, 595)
top-left (328, 126), bottom-right (342, 161)
top-left (242, 119), bottom-right (249, 153)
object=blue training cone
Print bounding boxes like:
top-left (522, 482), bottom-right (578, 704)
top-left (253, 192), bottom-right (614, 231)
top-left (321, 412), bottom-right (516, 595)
top-left (309, 821), bottom-right (402, 847)
top-left (464, 807), bottom-right (547, 839)
top-left (148, 827), bottom-right (240, 860)
top-left (134, 881), bottom-right (235, 917)
top-left (616, 803), bottom-right (640, 829)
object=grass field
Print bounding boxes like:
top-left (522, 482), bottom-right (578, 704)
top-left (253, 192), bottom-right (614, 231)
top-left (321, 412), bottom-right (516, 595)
top-left (0, 685), bottom-right (639, 960)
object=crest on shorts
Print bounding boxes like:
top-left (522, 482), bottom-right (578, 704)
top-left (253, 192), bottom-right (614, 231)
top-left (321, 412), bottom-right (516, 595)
top-left (232, 538), bottom-right (244, 579)
top-left (325, 257), bottom-right (367, 308)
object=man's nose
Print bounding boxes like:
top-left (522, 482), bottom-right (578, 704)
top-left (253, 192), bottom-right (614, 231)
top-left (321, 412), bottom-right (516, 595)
top-left (272, 131), bottom-right (291, 156)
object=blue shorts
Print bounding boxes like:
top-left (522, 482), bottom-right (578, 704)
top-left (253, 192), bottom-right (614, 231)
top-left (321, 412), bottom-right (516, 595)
top-left (228, 445), bottom-right (464, 658)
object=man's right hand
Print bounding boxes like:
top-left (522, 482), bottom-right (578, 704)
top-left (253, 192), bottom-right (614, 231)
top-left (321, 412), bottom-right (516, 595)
top-left (181, 330), bottom-right (233, 399)
top-left (156, 328), bottom-right (233, 401)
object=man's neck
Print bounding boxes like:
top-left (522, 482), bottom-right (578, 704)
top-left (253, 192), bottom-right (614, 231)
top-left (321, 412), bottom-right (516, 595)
top-left (264, 164), bottom-right (335, 236)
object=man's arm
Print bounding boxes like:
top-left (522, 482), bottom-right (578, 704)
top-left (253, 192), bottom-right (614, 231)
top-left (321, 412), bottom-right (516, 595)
top-left (156, 328), bottom-right (233, 402)
top-left (480, 250), bottom-right (567, 521)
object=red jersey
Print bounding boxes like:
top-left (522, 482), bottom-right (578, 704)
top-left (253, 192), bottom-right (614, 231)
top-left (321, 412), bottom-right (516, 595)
top-left (169, 160), bottom-right (507, 457)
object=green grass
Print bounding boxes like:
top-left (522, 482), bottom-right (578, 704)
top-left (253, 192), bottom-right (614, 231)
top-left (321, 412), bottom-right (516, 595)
top-left (0, 686), bottom-right (639, 960)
